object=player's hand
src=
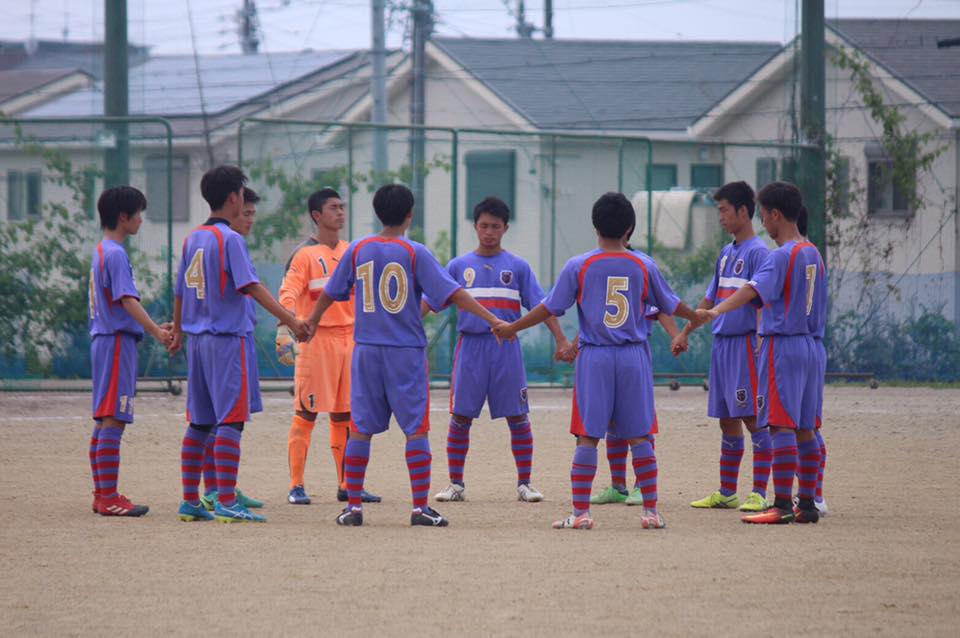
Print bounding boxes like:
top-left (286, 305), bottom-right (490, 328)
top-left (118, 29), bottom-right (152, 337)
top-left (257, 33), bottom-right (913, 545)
top-left (555, 339), bottom-right (577, 363)
top-left (290, 319), bottom-right (312, 343)
top-left (671, 333), bottom-right (688, 357)
top-left (167, 329), bottom-right (183, 356)
top-left (152, 324), bottom-right (174, 347)
top-left (695, 308), bottom-right (718, 324)
top-left (491, 320), bottom-right (516, 344)
top-left (275, 325), bottom-right (298, 366)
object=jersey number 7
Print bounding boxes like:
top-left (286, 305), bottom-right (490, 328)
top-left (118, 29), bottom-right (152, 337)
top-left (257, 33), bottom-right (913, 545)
top-left (357, 260), bottom-right (408, 314)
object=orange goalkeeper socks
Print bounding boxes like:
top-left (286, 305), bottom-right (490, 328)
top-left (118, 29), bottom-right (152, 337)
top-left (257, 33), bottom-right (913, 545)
top-left (288, 415), bottom-right (315, 489)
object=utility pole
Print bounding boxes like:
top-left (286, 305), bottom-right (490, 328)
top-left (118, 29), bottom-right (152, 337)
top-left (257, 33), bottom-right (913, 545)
top-left (800, 0), bottom-right (826, 260)
top-left (409, 0), bottom-right (432, 233)
top-left (238, 0), bottom-right (260, 55)
top-left (104, 0), bottom-right (129, 187)
top-left (515, 1), bottom-right (535, 39)
top-left (544, 0), bottom-right (553, 39)
top-left (371, 0), bottom-right (388, 177)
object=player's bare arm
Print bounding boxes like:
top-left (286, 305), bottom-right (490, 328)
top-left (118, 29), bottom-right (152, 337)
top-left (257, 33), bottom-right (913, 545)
top-left (672, 298), bottom-right (709, 355)
top-left (544, 315), bottom-right (571, 359)
top-left (120, 296), bottom-right (173, 346)
top-left (420, 299), bottom-right (432, 318)
top-left (245, 283), bottom-right (312, 341)
top-left (305, 290), bottom-right (336, 333)
top-left (447, 288), bottom-right (507, 330)
top-left (167, 296), bottom-right (184, 355)
top-left (699, 285), bottom-right (759, 322)
top-left (494, 303), bottom-right (553, 341)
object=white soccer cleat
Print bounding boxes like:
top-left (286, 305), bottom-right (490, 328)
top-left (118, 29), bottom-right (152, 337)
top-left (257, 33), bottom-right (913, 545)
top-left (517, 483), bottom-right (543, 502)
top-left (434, 483), bottom-right (465, 502)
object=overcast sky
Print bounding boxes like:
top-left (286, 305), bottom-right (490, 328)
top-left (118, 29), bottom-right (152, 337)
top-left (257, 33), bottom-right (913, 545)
top-left (1, 0), bottom-right (958, 55)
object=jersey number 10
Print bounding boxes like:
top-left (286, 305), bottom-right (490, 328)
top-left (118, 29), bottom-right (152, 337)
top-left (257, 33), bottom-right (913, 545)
top-left (357, 260), bottom-right (408, 314)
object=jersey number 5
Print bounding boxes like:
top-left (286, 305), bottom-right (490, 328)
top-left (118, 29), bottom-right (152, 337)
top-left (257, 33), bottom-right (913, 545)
top-left (185, 249), bottom-right (206, 300)
top-left (804, 264), bottom-right (817, 316)
top-left (604, 276), bottom-right (630, 328)
top-left (357, 260), bottom-right (408, 314)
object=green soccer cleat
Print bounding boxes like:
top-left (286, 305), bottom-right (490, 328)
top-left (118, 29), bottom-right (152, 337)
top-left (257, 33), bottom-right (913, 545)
top-left (739, 492), bottom-right (770, 512)
top-left (625, 487), bottom-right (648, 506)
top-left (236, 489), bottom-right (264, 509)
top-left (590, 486), bottom-right (628, 505)
top-left (690, 490), bottom-right (740, 509)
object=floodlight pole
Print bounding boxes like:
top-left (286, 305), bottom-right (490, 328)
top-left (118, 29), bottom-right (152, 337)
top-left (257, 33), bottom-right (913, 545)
top-left (800, 0), bottom-right (826, 261)
top-left (104, 0), bottom-right (129, 187)
top-left (371, 0), bottom-right (388, 176)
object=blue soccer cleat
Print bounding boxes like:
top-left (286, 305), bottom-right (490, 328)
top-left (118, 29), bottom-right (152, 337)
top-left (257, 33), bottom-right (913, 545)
top-left (214, 500), bottom-right (266, 523)
top-left (288, 485), bottom-right (311, 505)
top-left (178, 500), bottom-right (214, 522)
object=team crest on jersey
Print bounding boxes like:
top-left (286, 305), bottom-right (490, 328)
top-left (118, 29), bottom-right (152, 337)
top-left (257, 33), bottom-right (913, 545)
top-left (734, 258), bottom-right (745, 275)
top-left (756, 395), bottom-right (765, 410)
top-left (735, 388), bottom-right (747, 406)
top-left (520, 387), bottom-right (528, 404)
top-left (500, 270), bottom-right (513, 285)
top-left (719, 255), bottom-right (728, 274)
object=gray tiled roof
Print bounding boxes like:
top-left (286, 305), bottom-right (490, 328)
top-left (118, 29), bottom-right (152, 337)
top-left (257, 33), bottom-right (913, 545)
top-left (829, 19), bottom-right (960, 118)
top-left (0, 39), bottom-right (150, 79)
top-left (25, 50), bottom-right (359, 118)
top-left (432, 37), bottom-right (781, 131)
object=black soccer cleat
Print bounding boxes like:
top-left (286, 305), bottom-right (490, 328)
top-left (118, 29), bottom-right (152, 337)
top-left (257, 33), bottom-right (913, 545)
top-left (336, 507), bottom-right (363, 526)
top-left (337, 488), bottom-right (382, 503)
top-left (411, 506), bottom-right (449, 527)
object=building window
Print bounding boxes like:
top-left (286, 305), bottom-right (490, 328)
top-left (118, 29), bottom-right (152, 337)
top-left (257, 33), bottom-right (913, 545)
top-left (756, 158), bottom-right (777, 188)
top-left (6, 170), bottom-right (42, 220)
top-left (691, 164), bottom-right (723, 189)
top-left (649, 164), bottom-right (677, 191)
top-left (866, 143), bottom-right (911, 217)
top-left (465, 150), bottom-right (515, 219)
top-left (780, 157), bottom-right (798, 183)
top-left (145, 155), bottom-right (190, 223)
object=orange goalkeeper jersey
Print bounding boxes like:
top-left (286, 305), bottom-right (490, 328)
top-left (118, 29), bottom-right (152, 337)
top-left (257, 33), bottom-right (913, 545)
top-left (279, 238), bottom-right (354, 327)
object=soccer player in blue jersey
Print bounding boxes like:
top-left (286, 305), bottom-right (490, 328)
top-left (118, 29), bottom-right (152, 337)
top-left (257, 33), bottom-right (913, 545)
top-left (172, 166), bottom-right (311, 524)
top-left (671, 181), bottom-right (773, 513)
top-left (495, 192), bottom-right (702, 530)
top-left (88, 186), bottom-right (173, 517)
top-left (305, 184), bottom-right (511, 527)
top-left (424, 196), bottom-right (570, 504)
top-left (697, 182), bottom-right (826, 524)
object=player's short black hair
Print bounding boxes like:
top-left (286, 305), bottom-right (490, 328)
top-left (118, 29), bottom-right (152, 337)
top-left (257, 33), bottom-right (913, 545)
top-left (472, 196), bottom-right (510, 225)
top-left (372, 184), bottom-right (414, 227)
top-left (200, 165), bottom-right (247, 211)
top-left (713, 181), bottom-right (756, 219)
top-left (243, 187), bottom-right (260, 205)
top-left (97, 185), bottom-right (147, 230)
top-left (797, 205), bottom-right (808, 236)
top-left (757, 181), bottom-right (803, 221)
top-left (308, 188), bottom-right (341, 215)
top-left (591, 192), bottom-right (636, 239)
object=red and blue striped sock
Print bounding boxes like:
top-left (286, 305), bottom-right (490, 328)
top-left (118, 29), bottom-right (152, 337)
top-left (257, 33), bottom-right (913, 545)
top-left (214, 425), bottom-right (243, 508)
top-left (719, 434), bottom-right (745, 497)
top-left (750, 428), bottom-right (772, 498)
top-left (508, 418), bottom-right (533, 486)
top-left (797, 437), bottom-right (821, 501)
top-left (446, 418), bottom-right (470, 486)
top-left (815, 429), bottom-right (826, 502)
top-left (89, 425), bottom-right (102, 493)
top-left (406, 438), bottom-right (432, 511)
top-left (202, 433), bottom-right (217, 496)
top-left (571, 445), bottom-right (597, 516)
top-left (180, 425), bottom-right (209, 505)
top-left (631, 440), bottom-right (658, 510)
top-left (344, 438), bottom-right (371, 509)
top-left (95, 426), bottom-right (124, 499)
top-left (606, 435), bottom-right (628, 491)
top-left (770, 430), bottom-right (798, 509)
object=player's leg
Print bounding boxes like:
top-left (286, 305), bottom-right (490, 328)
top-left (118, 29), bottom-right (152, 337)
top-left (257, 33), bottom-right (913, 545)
top-left (178, 335), bottom-right (216, 521)
top-left (386, 346), bottom-right (448, 526)
top-left (506, 415), bottom-right (541, 501)
top-left (793, 341), bottom-right (822, 523)
top-left (337, 344), bottom-right (390, 526)
top-left (743, 336), bottom-right (804, 524)
top-left (235, 330), bottom-right (264, 510)
top-left (436, 335), bottom-right (482, 501)
top-left (739, 416), bottom-right (771, 512)
top-left (288, 407), bottom-right (317, 504)
top-left (814, 428), bottom-right (827, 514)
top-left (591, 434), bottom-right (629, 504)
top-left (554, 346), bottom-right (611, 530)
top-left (814, 339), bottom-right (828, 514)
top-left (92, 334), bottom-right (146, 517)
top-left (88, 422), bottom-right (101, 512)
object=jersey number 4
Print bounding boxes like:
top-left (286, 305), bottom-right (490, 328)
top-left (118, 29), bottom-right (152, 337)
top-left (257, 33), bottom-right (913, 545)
top-left (185, 249), bottom-right (206, 300)
top-left (604, 276), bottom-right (630, 328)
top-left (357, 260), bottom-right (408, 314)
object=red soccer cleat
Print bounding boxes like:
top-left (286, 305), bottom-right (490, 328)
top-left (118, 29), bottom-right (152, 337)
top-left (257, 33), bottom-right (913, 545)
top-left (97, 494), bottom-right (149, 517)
top-left (741, 507), bottom-right (794, 524)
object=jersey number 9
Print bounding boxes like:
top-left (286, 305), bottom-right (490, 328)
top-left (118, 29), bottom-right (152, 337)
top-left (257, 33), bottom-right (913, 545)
top-left (357, 260), bottom-right (408, 314)
top-left (604, 276), bottom-right (630, 328)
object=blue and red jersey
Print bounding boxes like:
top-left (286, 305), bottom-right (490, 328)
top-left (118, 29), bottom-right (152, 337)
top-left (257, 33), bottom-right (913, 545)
top-left (88, 239), bottom-right (144, 339)
top-left (428, 250), bottom-right (546, 335)
top-left (748, 240), bottom-right (827, 336)
top-left (324, 234), bottom-right (461, 348)
top-left (175, 218), bottom-right (260, 336)
top-left (705, 235), bottom-right (769, 336)
top-left (543, 248), bottom-right (680, 346)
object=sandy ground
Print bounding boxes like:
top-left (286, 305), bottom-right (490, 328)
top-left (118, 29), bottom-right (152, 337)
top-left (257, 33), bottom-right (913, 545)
top-left (0, 385), bottom-right (958, 637)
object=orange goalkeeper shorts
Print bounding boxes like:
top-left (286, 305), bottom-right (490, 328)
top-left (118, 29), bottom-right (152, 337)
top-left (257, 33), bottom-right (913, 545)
top-left (294, 325), bottom-right (353, 414)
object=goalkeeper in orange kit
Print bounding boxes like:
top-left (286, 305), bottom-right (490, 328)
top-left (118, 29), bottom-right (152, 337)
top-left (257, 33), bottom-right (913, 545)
top-left (277, 188), bottom-right (381, 505)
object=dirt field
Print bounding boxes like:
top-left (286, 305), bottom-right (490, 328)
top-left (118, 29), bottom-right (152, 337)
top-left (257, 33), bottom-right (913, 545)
top-left (1, 385), bottom-right (958, 637)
